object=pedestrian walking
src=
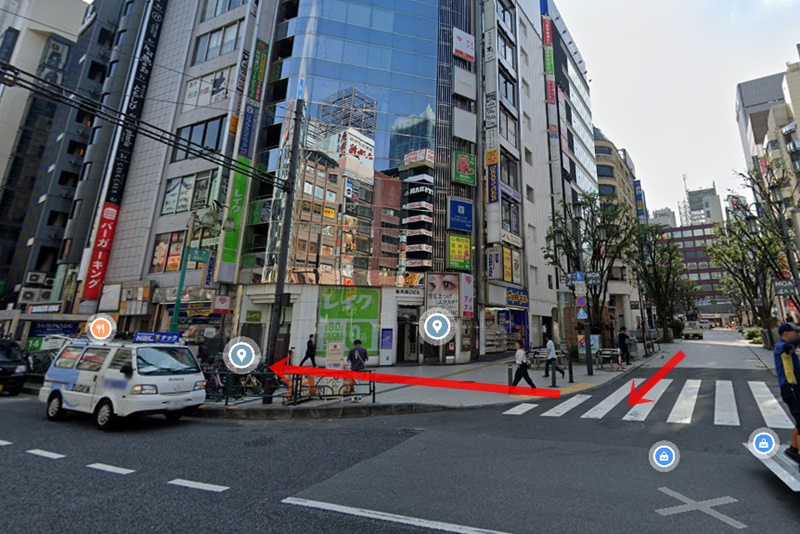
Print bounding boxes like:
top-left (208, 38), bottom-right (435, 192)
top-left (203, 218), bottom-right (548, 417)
top-left (512, 340), bottom-right (536, 389)
top-left (542, 335), bottom-right (565, 379)
top-left (346, 339), bottom-right (369, 402)
top-left (299, 334), bottom-right (317, 367)
top-left (774, 323), bottom-right (800, 469)
top-left (618, 326), bottom-right (631, 366)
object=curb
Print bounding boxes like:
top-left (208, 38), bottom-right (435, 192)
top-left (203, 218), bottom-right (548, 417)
top-left (193, 402), bottom-right (453, 420)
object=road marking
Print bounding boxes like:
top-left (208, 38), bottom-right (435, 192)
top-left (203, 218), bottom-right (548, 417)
top-left (26, 449), bottom-right (65, 459)
top-left (581, 379), bottom-right (645, 419)
top-left (667, 379), bottom-right (701, 424)
top-left (714, 381), bottom-right (739, 426)
top-left (502, 403), bottom-right (537, 415)
top-left (743, 443), bottom-right (800, 492)
top-left (623, 379), bottom-right (672, 421)
top-left (283, 497), bottom-right (513, 534)
top-left (168, 479), bottom-right (229, 492)
top-left (0, 440), bottom-right (11, 446)
top-left (749, 381), bottom-right (794, 429)
top-left (87, 463), bottom-right (135, 475)
top-left (655, 487), bottom-right (746, 529)
top-left (541, 394), bottom-right (591, 417)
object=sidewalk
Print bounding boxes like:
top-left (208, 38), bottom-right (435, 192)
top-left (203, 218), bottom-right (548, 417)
top-left (194, 343), bottom-right (660, 420)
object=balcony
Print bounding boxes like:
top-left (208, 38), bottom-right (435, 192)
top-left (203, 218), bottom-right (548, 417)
top-left (793, 160), bottom-right (800, 172)
top-left (786, 140), bottom-right (800, 153)
top-left (783, 123), bottom-right (797, 136)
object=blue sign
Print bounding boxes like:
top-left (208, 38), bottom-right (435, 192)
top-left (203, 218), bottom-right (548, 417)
top-left (133, 332), bottom-right (181, 344)
top-left (487, 162), bottom-right (499, 203)
top-left (506, 288), bottom-right (529, 308)
top-left (238, 102), bottom-right (256, 158)
top-left (204, 252), bottom-right (216, 287)
top-left (30, 322), bottom-right (79, 337)
top-left (573, 272), bottom-right (585, 282)
top-left (754, 432), bottom-right (775, 454)
top-left (577, 308), bottom-right (588, 320)
top-left (447, 198), bottom-right (473, 232)
top-left (381, 328), bottom-right (393, 350)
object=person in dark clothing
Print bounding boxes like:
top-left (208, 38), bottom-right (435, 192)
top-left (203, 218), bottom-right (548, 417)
top-left (299, 334), bottom-right (317, 367)
top-left (512, 340), bottom-right (536, 388)
top-left (618, 327), bottom-right (631, 366)
top-left (346, 339), bottom-right (369, 402)
top-left (775, 323), bottom-right (800, 468)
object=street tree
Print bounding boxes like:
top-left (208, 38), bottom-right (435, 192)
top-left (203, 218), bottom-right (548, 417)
top-left (674, 276), bottom-right (701, 315)
top-left (544, 192), bottom-right (638, 342)
top-left (626, 224), bottom-right (685, 342)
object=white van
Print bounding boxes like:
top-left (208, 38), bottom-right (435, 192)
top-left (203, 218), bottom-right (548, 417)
top-left (39, 336), bottom-right (206, 430)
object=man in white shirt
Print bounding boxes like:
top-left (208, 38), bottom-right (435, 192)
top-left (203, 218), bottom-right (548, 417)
top-left (543, 335), bottom-right (565, 379)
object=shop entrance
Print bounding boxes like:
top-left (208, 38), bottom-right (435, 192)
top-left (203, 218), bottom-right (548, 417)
top-left (485, 308), bottom-right (529, 354)
top-left (396, 309), bottom-right (418, 364)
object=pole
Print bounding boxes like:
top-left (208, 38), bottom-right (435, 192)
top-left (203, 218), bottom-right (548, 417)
top-left (638, 280), bottom-right (648, 356)
top-left (169, 212), bottom-right (196, 333)
top-left (575, 224), bottom-right (593, 375)
top-left (264, 98), bottom-right (304, 404)
top-left (472, 0), bottom-right (486, 359)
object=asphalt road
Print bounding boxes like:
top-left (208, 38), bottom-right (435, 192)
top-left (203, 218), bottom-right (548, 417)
top-left (2, 330), bottom-right (799, 533)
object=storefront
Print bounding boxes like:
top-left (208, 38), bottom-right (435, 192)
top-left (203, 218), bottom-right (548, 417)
top-left (484, 287), bottom-right (530, 353)
top-left (152, 286), bottom-right (230, 350)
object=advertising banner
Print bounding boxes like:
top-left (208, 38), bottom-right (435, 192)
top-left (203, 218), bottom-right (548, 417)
top-left (486, 149), bottom-right (499, 204)
top-left (511, 249), bottom-right (522, 284)
top-left (447, 235), bottom-right (472, 270)
top-left (426, 273), bottom-right (460, 317)
top-left (447, 198), bottom-right (473, 232)
top-left (317, 287), bottom-right (380, 357)
top-left (403, 148), bottom-right (435, 166)
top-left (452, 27), bottom-right (475, 61)
top-left (484, 93), bottom-right (497, 129)
top-left (506, 288), bottom-right (529, 309)
top-left (503, 247), bottom-right (512, 282)
top-left (487, 246), bottom-right (502, 279)
top-left (453, 151), bottom-right (477, 186)
top-left (222, 161), bottom-right (248, 264)
top-left (460, 273), bottom-right (474, 318)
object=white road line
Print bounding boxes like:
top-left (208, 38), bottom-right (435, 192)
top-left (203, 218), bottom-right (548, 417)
top-left (283, 497), bottom-right (513, 534)
top-left (502, 403), bottom-right (538, 415)
top-left (0, 440), bottom-right (11, 446)
top-left (749, 381), bottom-right (795, 429)
top-left (743, 443), bottom-right (800, 492)
top-left (26, 449), bottom-right (65, 459)
top-left (667, 379), bottom-right (702, 424)
top-left (87, 463), bottom-right (135, 475)
top-left (623, 379), bottom-right (672, 421)
top-left (168, 479), bottom-right (229, 493)
top-left (581, 379), bottom-right (645, 419)
top-left (714, 381), bottom-right (740, 426)
top-left (541, 394), bottom-right (591, 417)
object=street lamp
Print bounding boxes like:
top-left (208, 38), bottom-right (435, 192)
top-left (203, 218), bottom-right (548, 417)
top-left (745, 214), bottom-right (758, 235)
top-left (570, 200), bottom-right (593, 376)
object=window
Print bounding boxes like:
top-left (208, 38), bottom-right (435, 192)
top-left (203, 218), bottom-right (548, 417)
top-left (521, 79), bottom-right (530, 98)
top-left (698, 262), bottom-right (709, 270)
top-left (150, 232), bottom-right (185, 273)
top-left (520, 48), bottom-right (529, 66)
top-left (202, 0), bottom-right (246, 22)
top-left (122, 1), bottom-right (134, 16)
top-left (161, 170), bottom-right (215, 215)
top-left (172, 116), bottom-right (226, 161)
top-left (90, 126), bottom-right (102, 144)
top-left (597, 165), bottom-right (614, 177)
top-left (328, 173), bottom-right (338, 184)
top-left (693, 229), bottom-right (704, 237)
top-left (54, 346), bottom-right (83, 369)
top-left (193, 20), bottom-right (243, 65)
top-left (689, 273), bottom-right (699, 281)
top-left (499, 154), bottom-right (518, 190)
top-left (526, 185), bottom-right (534, 203)
top-left (530, 266), bottom-right (538, 284)
top-left (547, 274), bottom-right (553, 290)
top-left (699, 273), bottom-right (711, 281)
top-left (522, 112), bottom-right (531, 132)
top-left (599, 184), bottom-right (616, 196)
top-left (687, 263), bottom-right (698, 270)
top-left (596, 146), bottom-right (612, 155)
top-left (497, 32), bottom-right (515, 67)
top-left (519, 19), bottom-right (527, 37)
top-left (502, 200), bottom-right (520, 235)
top-left (524, 148), bottom-right (532, 165)
top-left (108, 349), bottom-right (132, 370)
top-left (499, 109), bottom-right (517, 147)
top-left (76, 347), bottom-right (111, 372)
top-left (496, 0), bottom-right (513, 28)
top-left (499, 70), bottom-right (516, 107)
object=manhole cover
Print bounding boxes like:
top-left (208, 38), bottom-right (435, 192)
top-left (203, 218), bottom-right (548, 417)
top-left (599, 420), bottom-right (646, 432)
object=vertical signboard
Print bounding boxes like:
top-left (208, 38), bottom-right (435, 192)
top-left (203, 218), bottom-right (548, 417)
top-left (541, 14), bottom-right (562, 200)
top-left (453, 151), bottom-right (477, 186)
top-left (447, 235), bottom-right (472, 270)
top-left (452, 27), bottom-right (475, 61)
top-left (460, 273), bottom-right (474, 318)
top-left (83, 0), bottom-right (168, 300)
top-left (486, 246), bottom-right (502, 280)
top-left (486, 149), bottom-right (499, 203)
top-left (503, 247), bottom-right (512, 282)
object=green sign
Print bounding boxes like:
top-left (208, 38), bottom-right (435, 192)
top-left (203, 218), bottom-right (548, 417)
top-left (222, 158), bottom-right (249, 264)
top-left (317, 288), bottom-right (381, 357)
top-left (245, 310), bottom-right (262, 323)
top-left (544, 48), bottom-right (555, 76)
top-left (453, 151), bottom-right (477, 186)
top-left (189, 248), bottom-right (210, 263)
top-left (25, 337), bottom-right (43, 351)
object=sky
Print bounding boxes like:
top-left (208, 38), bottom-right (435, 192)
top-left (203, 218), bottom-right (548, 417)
top-left (556, 0), bottom-right (800, 219)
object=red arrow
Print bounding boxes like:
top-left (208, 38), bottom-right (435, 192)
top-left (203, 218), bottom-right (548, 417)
top-left (269, 358), bottom-right (561, 399)
top-left (627, 350), bottom-right (686, 406)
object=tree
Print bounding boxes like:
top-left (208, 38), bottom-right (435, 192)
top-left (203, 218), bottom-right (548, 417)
top-left (674, 276), bottom-right (700, 315)
top-left (544, 192), bottom-right (638, 342)
top-left (627, 224), bottom-right (685, 342)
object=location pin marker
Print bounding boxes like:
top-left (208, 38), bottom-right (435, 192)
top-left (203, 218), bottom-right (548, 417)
top-left (433, 320), bottom-right (443, 333)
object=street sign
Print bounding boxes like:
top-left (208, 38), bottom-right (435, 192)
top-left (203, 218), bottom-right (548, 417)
top-left (189, 248), bottom-right (210, 263)
top-left (586, 272), bottom-right (602, 286)
top-left (573, 281), bottom-right (587, 296)
top-left (577, 308), bottom-right (588, 320)
top-left (575, 296), bottom-right (587, 307)
top-left (774, 279), bottom-right (797, 297)
top-left (573, 272), bottom-right (586, 282)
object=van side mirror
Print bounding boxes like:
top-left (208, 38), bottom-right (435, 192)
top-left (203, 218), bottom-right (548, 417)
top-left (120, 364), bottom-right (133, 377)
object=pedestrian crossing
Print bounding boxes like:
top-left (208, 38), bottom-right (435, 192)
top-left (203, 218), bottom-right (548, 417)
top-left (502, 379), bottom-right (796, 429)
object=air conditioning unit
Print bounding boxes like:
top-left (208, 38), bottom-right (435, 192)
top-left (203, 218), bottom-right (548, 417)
top-left (44, 278), bottom-right (55, 288)
top-left (19, 288), bottom-right (41, 303)
top-left (25, 272), bottom-right (46, 285)
top-left (40, 290), bottom-right (52, 301)
top-left (76, 126), bottom-right (86, 136)
top-left (46, 40), bottom-right (66, 68)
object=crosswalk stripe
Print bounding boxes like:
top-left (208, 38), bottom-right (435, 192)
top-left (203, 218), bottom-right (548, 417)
top-left (749, 381), bottom-right (795, 429)
top-left (502, 403), bottom-right (538, 415)
top-left (714, 381), bottom-right (740, 426)
top-left (667, 379), bottom-right (701, 424)
top-left (581, 379), bottom-right (645, 419)
top-left (623, 379), bottom-right (672, 421)
top-left (0, 440), bottom-right (11, 446)
top-left (541, 394), bottom-right (591, 417)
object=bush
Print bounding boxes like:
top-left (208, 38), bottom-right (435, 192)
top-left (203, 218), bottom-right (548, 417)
top-left (568, 346), bottom-right (579, 361)
top-left (750, 337), bottom-right (763, 345)
top-left (672, 318), bottom-right (685, 338)
top-left (743, 327), bottom-right (761, 341)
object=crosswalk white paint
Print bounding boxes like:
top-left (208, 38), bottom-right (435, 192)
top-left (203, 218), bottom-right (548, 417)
top-left (87, 463), bottom-right (135, 475)
top-left (667, 380), bottom-right (702, 424)
top-left (0, 440), bottom-right (11, 446)
top-left (714, 381), bottom-right (740, 426)
top-left (581, 379), bottom-right (645, 419)
top-left (26, 449), bottom-right (65, 459)
top-left (168, 479), bottom-right (229, 492)
top-left (541, 395), bottom-right (591, 417)
top-left (502, 403), bottom-right (538, 415)
top-left (748, 381), bottom-right (795, 429)
top-left (623, 379), bottom-right (672, 421)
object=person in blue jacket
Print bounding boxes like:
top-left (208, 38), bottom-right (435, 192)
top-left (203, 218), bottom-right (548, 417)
top-left (774, 323), bottom-right (800, 466)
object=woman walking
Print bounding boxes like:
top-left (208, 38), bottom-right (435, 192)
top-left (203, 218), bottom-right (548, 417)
top-left (512, 340), bottom-right (536, 388)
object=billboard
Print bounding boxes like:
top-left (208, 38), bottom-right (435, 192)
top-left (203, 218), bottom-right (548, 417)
top-left (503, 247), bottom-right (512, 282)
top-left (486, 149), bottom-right (499, 203)
top-left (453, 151), bottom-right (477, 186)
top-left (452, 27), bottom-right (475, 62)
top-left (447, 235), bottom-right (472, 270)
top-left (460, 273), bottom-right (474, 318)
top-left (487, 246), bottom-right (502, 279)
top-left (426, 273), bottom-right (460, 317)
top-left (317, 287), bottom-right (380, 357)
top-left (447, 198), bottom-right (473, 232)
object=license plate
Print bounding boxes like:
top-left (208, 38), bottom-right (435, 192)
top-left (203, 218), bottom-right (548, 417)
top-left (166, 400), bottom-right (181, 410)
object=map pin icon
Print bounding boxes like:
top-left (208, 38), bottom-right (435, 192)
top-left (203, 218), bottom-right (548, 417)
top-left (432, 319), bottom-right (443, 333)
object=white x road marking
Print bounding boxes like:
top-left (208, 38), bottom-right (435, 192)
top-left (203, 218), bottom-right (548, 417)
top-left (655, 487), bottom-right (746, 529)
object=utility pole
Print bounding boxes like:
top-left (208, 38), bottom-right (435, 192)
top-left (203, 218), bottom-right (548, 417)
top-left (472, 0), bottom-right (485, 359)
top-left (575, 224), bottom-right (593, 376)
top-left (265, 98), bottom-right (304, 382)
top-left (169, 212), bottom-right (197, 333)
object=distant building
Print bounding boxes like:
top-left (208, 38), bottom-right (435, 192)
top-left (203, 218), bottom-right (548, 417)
top-left (679, 184), bottom-right (724, 226)
top-left (725, 194), bottom-right (749, 222)
top-left (318, 86), bottom-right (378, 141)
top-left (650, 208), bottom-right (677, 228)
top-left (387, 105), bottom-right (435, 168)
top-left (735, 72), bottom-right (785, 168)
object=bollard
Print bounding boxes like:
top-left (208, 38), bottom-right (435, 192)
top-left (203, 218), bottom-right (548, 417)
top-left (507, 364), bottom-right (513, 386)
top-left (568, 358), bottom-right (574, 383)
top-left (551, 363), bottom-right (557, 388)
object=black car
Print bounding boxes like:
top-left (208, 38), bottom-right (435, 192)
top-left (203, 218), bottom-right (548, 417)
top-left (0, 341), bottom-right (26, 396)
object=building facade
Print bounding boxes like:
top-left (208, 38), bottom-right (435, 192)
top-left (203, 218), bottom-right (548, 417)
top-left (679, 184), bottom-right (724, 226)
top-left (735, 72), bottom-right (785, 168)
top-left (650, 207), bottom-right (677, 228)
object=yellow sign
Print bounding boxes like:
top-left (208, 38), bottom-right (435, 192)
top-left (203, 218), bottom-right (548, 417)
top-left (485, 148), bottom-right (499, 166)
top-left (447, 235), bottom-right (472, 270)
top-left (323, 207), bottom-right (336, 219)
top-left (503, 247), bottom-right (512, 282)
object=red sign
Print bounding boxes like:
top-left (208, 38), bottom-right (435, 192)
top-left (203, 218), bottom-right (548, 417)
top-left (546, 80), bottom-right (556, 105)
top-left (83, 203), bottom-right (120, 300)
top-left (576, 296), bottom-right (587, 307)
top-left (542, 17), bottom-right (553, 47)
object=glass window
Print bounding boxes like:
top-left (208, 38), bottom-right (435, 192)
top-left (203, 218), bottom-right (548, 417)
top-left (699, 272), bottom-right (711, 281)
top-left (193, 20), bottom-right (242, 65)
top-left (599, 184), bottom-right (616, 196)
top-left (693, 229), bottom-right (704, 237)
top-left (496, 0), bottom-right (513, 28)
top-left (136, 346), bottom-right (200, 375)
top-left (173, 116), bottom-right (225, 161)
top-left (502, 200), bottom-right (520, 235)
top-left (54, 346), bottom-right (83, 369)
top-left (689, 273), bottom-right (699, 281)
top-left (499, 70), bottom-right (516, 107)
top-left (123, 1), bottom-right (134, 16)
top-left (698, 262), bottom-right (709, 269)
top-left (115, 30), bottom-right (126, 46)
top-left (76, 347), bottom-right (111, 372)
top-left (221, 23), bottom-right (238, 55)
top-left (500, 155), bottom-right (518, 190)
top-left (151, 232), bottom-right (185, 273)
top-left (204, 117), bottom-right (222, 150)
top-left (687, 263), bottom-right (698, 270)
top-left (597, 165), bottom-right (614, 177)
top-left (596, 146), bottom-right (612, 155)
top-left (108, 349), bottom-right (132, 370)
top-left (174, 126), bottom-right (190, 161)
top-left (499, 108), bottom-right (516, 147)
top-left (497, 32), bottom-right (515, 67)
top-left (207, 28), bottom-right (223, 61)
top-left (194, 34), bottom-right (209, 64)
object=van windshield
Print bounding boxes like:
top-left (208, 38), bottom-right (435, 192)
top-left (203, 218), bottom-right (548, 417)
top-left (135, 346), bottom-right (200, 375)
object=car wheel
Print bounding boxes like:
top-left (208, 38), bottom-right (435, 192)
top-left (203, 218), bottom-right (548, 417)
top-left (7, 386), bottom-right (21, 397)
top-left (165, 411), bottom-right (182, 423)
top-left (46, 393), bottom-right (66, 421)
top-left (95, 399), bottom-right (117, 431)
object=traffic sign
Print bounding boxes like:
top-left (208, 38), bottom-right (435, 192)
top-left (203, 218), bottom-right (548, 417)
top-left (189, 247), bottom-right (210, 263)
top-left (575, 296), bottom-right (587, 307)
top-left (774, 279), bottom-right (796, 297)
top-left (586, 272), bottom-right (602, 286)
top-left (573, 272), bottom-right (586, 282)
top-left (573, 281), bottom-right (587, 296)
top-left (577, 308), bottom-right (588, 320)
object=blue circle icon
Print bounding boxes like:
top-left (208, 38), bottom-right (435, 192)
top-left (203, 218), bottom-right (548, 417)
top-left (654, 446), bottom-right (675, 468)
top-left (229, 342), bottom-right (254, 368)
top-left (754, 433), bottom-right (775, 454)
top-left (424, 313), bottom-right (451, 340)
